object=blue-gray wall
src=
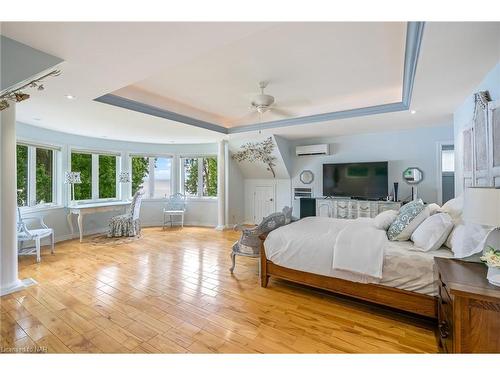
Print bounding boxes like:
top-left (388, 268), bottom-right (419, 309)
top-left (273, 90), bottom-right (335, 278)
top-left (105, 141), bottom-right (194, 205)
top-left (289, 125), bottom-right (454, 207)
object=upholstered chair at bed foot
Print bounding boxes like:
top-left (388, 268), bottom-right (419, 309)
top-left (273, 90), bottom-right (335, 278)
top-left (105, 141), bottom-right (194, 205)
top-left (108, 190), bottom-right (144, 237)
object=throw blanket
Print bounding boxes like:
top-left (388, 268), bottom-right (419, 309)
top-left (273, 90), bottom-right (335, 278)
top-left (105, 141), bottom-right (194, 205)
top-left (332, 219), bottom-right (388, 280)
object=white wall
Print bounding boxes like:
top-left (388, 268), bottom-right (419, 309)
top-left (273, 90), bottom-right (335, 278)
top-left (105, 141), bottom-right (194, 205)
top-left (243, 178), bottom-right (292, 224)
top-left (454, 62), bottom-right (500, 195)
top-left (16, 122), bottom-right (219, 242)
top-left (290, 125), bottom-right (454, 208)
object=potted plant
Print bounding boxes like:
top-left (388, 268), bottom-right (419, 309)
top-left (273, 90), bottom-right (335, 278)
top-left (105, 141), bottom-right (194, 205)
top-left (480, 246), bottom-right (500, 286)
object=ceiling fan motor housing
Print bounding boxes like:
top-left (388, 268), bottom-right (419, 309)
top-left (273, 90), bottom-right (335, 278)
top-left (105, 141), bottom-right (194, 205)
top-left (252, 94), bottom-right (275, 112)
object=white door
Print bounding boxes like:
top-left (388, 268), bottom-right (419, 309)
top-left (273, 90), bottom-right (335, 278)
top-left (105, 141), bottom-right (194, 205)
top-left (254, 186), bottom-right (275, 224)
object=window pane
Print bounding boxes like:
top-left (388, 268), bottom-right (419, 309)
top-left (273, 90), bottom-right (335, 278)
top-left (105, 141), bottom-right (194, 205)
top-left (131, 156), bottom-right (150, 196)
top-left (183, 158), bottom-right (198, 196)
top-left (98, 155), bottom-right (117, 199)
top-left (16, 144), bottom-right (28, 206)
top-left (35, 148), bottom-right (54, 204)
top-left (442, 149), bottom-right (455, 172)
top-left (202, 157), bottom-right (217, 197)
top-left (153, 157), bottom-right (172, 198)
top-left (71, 152), bottom-right (92, 200)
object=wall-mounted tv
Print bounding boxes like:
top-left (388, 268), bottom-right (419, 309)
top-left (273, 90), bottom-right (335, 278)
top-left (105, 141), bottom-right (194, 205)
top-left (323, 162), bottom-right (388, 200)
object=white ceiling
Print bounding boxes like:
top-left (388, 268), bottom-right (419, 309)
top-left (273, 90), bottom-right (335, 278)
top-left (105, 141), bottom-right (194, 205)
top-left (129, 22), bottom-right (406, 127)
top-left (1, 22), bottom-right (499, 143)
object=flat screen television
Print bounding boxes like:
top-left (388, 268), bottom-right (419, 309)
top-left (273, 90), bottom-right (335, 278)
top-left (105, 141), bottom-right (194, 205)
top-left (323, 162), bottom-right (388, 200)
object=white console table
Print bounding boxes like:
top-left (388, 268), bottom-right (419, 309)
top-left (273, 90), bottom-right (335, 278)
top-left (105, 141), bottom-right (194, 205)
top-left (316, 198), bottom-right (401, 219)
top-left (67, 201), bottom-right (130, 242)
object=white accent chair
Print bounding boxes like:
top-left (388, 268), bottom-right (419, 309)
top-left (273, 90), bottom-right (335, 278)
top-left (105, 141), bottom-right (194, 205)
top-left (17, 207), bottom-right (55, 263)
top-left (163, 193), bottom-right (187, 229)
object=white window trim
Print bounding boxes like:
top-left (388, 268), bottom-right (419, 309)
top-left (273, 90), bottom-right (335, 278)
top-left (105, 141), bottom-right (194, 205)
top-left (69, 148), bottom-right (121, 204)
top-left (129, 154), bottom-right (174, 200)
top-left (179, 155), bottom-right (218, 200)
top-left (16, 141), bottom-right (60, 210)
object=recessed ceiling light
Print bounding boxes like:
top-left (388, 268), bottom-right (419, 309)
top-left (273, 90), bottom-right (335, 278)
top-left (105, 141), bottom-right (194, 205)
top-left (65, 94), bottom-right (76, 100)
top-left (410, 109), bottom-right (417, 114)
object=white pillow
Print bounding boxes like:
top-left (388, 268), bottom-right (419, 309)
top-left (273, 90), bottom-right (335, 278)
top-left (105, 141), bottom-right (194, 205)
top-left (427, 203), bottom-right (441, 216)
top-left (395, 206), bottom-right (430, 241)
top-left (447, 222), bottom-right (493, 258)
top-left (411, 213), bottom-right (454, 252)
top-left (440, 196), bottom-right (463, 223)
top-left (374, 210), bottom-right (398, 230)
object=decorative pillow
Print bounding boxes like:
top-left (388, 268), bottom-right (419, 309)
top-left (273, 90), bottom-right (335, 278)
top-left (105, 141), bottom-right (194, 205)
top-left (387, 199), bottom-right (425, 241)
top-left (374, 210), bottom-right (399, 230)
top-left (397, 206), bottom-right (430, 241)
top-left (411, 213), bottom-right (454, 252)
top-left (440, 195), bottom-right (463, 223)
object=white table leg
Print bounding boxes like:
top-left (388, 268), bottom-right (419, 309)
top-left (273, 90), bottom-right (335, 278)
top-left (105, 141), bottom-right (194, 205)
top-left (67, 212), bottom-right (74, 235)
top-left (77, 212), bottom-right (84, 243)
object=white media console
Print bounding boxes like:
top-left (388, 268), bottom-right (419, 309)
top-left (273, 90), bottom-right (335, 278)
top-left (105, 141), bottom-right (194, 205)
top-left (315, 198), bottom-right (401, 219)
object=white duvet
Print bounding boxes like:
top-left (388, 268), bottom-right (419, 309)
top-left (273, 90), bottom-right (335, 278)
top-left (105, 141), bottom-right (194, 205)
top-left (264, 216), bottom-right (454, 295)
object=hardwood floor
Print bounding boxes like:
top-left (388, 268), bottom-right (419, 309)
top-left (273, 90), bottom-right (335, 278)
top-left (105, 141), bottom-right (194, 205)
top-left (1, 227), bottom-right (439, 353)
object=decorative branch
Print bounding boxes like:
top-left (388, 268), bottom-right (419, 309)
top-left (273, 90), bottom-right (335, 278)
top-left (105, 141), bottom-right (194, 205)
top-left (232, 137), bottom-right (277, 178)
top-left (0, 69), bottom-right (61, 111)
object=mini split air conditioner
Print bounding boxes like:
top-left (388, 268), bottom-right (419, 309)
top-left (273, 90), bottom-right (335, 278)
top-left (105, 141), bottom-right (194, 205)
top-left (295, 144), bottom-right (330, 157)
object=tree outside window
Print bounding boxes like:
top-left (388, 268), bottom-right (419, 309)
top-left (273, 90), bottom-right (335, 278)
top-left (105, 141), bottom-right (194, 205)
top-left (182, 157), bottom-right (217, 197)
top-left (71, 152), bottom-right (92, 200)
top-left (131, 156), bottom-right (150, 196)
top-left (99, 155), bottom-right (117, 199)
top-left (202, 157), bottom-right (217, 197)
top-left (36, 148), bottom-right (53, 204)
top-left (183, 158), bottom-right (199, 196)
top-left (16, 145), bottom-right (28, 206)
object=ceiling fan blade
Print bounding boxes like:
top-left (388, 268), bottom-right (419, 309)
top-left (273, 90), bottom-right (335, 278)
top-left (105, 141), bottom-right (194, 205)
top-left (275, 98), bottom-right (311, 107)
top-left (270, 107), bottom-right (297, 118)
top-left (233, 111), bottom-right (260, 125)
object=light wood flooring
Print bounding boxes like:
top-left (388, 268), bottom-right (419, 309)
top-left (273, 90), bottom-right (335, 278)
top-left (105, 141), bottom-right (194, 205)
top-left (0, 227), bottom-right (439, 353)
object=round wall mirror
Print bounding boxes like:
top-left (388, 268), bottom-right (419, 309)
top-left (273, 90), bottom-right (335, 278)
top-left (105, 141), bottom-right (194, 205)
top-left (299, 170), bottom-right (314, 184)
top-left (403, 167), bottom-right (423, 184)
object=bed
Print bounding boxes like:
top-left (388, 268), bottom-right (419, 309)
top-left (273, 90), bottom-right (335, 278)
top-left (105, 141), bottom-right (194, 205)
top-left (260, 216), bottom-right (454, 319)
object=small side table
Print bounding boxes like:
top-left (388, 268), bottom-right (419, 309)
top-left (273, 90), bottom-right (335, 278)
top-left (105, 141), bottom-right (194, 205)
top-left (435, 257), bottom-right (500, 353)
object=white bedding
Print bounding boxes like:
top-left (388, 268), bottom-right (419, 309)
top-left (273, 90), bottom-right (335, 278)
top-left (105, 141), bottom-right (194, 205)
top-left (264, 216), bottom-right (454, 296)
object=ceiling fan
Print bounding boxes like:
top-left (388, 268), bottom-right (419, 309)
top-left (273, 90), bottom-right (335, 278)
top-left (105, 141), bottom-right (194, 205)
top-left (246, 81), bottom-right (297, 121)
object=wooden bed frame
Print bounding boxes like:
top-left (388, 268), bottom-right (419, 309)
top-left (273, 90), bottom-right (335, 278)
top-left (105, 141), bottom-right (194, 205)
top-left (259, 235), bottom-right (438, 319)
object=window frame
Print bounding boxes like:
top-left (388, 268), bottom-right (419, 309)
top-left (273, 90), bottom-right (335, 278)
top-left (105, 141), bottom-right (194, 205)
top-left (69, 147), bottom-right (121, 203)
top-left (129, 153), bottom-right (174, 200)
top-left (16, 140), bottom-right (60, 210)
top-left (179, 155), bottom-right (218, 200)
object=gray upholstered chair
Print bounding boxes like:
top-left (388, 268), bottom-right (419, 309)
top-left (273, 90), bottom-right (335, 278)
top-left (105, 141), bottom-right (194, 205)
top-left (17, 207), bottom-right (55, 263)
top-left (230, 206), bottom-right (293, 273)
top-left (108, 190), bottom-right (144, 237)
top-left (163, 193), bottom-right (187, 229)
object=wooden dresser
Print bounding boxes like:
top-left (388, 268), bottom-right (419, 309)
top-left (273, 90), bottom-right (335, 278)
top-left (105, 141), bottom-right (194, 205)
top-left (435, 258), bottom-right (500, 353)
